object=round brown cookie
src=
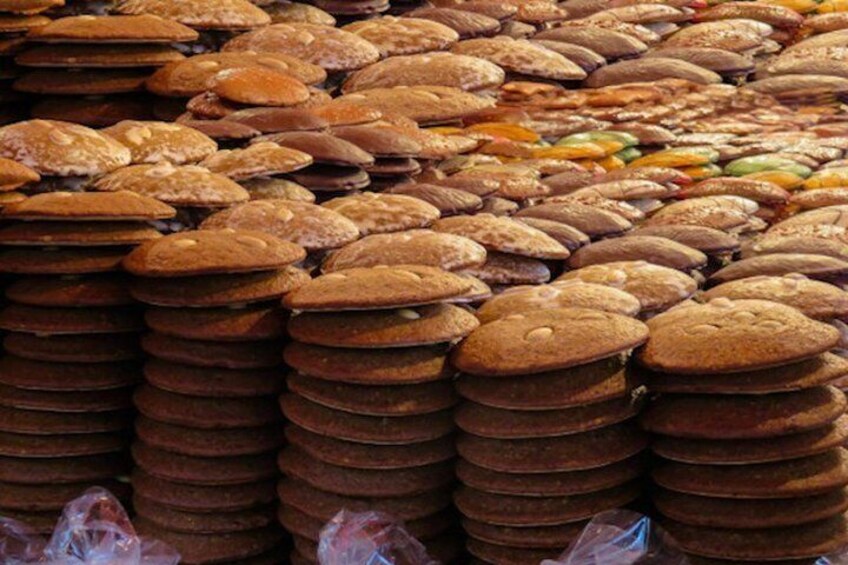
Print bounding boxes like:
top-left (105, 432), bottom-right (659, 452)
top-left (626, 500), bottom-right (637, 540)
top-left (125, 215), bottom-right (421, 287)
top-left (466, 538), bottom-right (560, 565)
top-left (556, 261), bottom-right (698, 314)
top-left (655, 487), bottom-right (848, 530)
top-left (135, 417), bottom-right (282, 457)
top-left (1, 190), bottom-right (174, 221)
top-left (221, 107), bottom-right (328, 134)
top-left (124, 229), bottom-right (305, 277)
top-left (0, 384), bottom-right (133, 412)
top-left (288, 164), bottom-right (370, 193)
top-left (132, 442), bottom-right (278, 486)
top-left (0, 452), bottom-right (128, 484)
top-left (653, 449), bottom-right (848, 498)
top-left (283, 342), bottom-right (452, 385)
top-left (134, 519), bottom-right (282, 565)
top-left (201, 199), bottom-right (359, 254)
top-left (652, 415), bottom-right (848, 465)
top-left (660, 514), bottom-right (848, 562)
top-left (284, 265), bottom-right (473, 311)
top-left (5, 274), bottom-right (132, 307)
top-left (3, 332), bottom-right (141, 363)
top-left (0, 221), bottom-right (161, 247)
top-left (454, 481), bottom-right (641, 527)
top-left (0, 357), bottom-right (139, 391)
top-left (0, 405), bottom-right (131, 435)
top-left (645, 353), bottom-right (848, 395)
top-left (642, 386), bottom-right (847, 440)
top-left (147, 52), bottom-right (326, 98)
top-left (279, 504), bottom-right (452, 543)
top-left (287, 304), bottom-right (479, 348)
top-left (134, 496), bottom-right (276, 534)
top-left (457, 423), bottom-right (648, 473)
top-left (457, 455), bottom-right (647, 497)
top-left (702, 275), bottom-right (848, 321)
top-left (292, 538), bottom-right (317, 563)
top-left (198, 142), bottom-right (314, 181)
top-left (456, 356), bottom-right (634, 410)
top-left (140, 333), bottom-right (281, 369)
top-left (278, 446), bottom-right (454, 497)
top-left (130, 267), bottom-right (309, 307)
top-left (384, 184), bottom-right (483, 217)
top-left (475, 282), bottom-right (641, 323)
top-left (431, 214), bottom-right (568, 260)
top-left (322, 193), bottom-right (441, 235)
top-left (0, 430), bottom-right (126, 457)
top-left (281, 394), bottom-right (454, 444)
top-left (0, 304), bottom-right (143, 335)
top-left (463, 519), bottom-right (586, 549)
top-left (0, 247), bottom-right (129, 274)
top-left (455, 397), bottom-right (639, 439)
top-left (284, 425), bottom-right (455, 470)
top-left (134, 385), bottom-right (280, 429)
top-left (278, 478), bottom-right (452, 523)
top-left (144, 359), bottom-right (281, 398)
top-left (639, 299), bottom-right (841, 374)
top-left (286, 373), bottom-right (457, 416)
top-left (0, 480), bottom-right (129, 512)
top-left (452, 308), bottom-right (648, 377)
top-left (132, 469), bottom-right (276, 513)
top-left (144, 307), bottom-right (285, 341)
top-left (248, 132), bottom-right (372, 169)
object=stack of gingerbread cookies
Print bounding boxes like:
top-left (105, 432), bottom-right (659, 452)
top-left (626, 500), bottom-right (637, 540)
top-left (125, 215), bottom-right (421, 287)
top-left (15, 14), bottom-right (196, 125)
top-left (0, 190), bottom-right (174, 533)
top-left (452, 306), bottom-right (650, 564)
top-left (122, 228), bottom-right (308, 564)
top-left (279, 264), bottom-right (480, 564)
top-left (640, 298), bottom-right (848, 563)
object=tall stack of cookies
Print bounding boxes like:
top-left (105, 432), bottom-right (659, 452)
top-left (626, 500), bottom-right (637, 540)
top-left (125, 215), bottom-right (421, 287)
top-left (280, 265), bottom-right (481, 564)
top-left (0, 190), bottom-right (175, 533)
top-left (639, 298), bottom-right (848, 563)
top-left (15, 15), bottom-right (197, 125)
top-left (122, 228), bottom-right (309, 565)
top-left (451, 307), bottom-right (651, 564)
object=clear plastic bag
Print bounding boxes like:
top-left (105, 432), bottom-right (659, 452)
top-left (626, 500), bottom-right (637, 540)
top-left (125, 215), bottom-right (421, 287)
top-left (317, 510), bottom-right (438, 565)
top-left (543, 510), bottom-right (690, 565)
top-left (0, 487), bottom-right (179, 565)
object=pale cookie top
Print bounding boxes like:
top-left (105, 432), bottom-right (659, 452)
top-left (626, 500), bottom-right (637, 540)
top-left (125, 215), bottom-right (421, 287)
top-left (93, 163), bottom-right (249, 208)
top-left (223, 23), bottom-right (380, 73)
top-left (102, 120), bottom-right (217, 165)
top-left (201, 199), bottom-right (359, 252)
top-left (323, 230), bottom-right (486, 273)
top-left (114, 0), bottom-right (270, 30)
top-left (476, 280), bottom-right (641, 323)
top-left (557, 260), bottom-right (698, 313)
top-left (0, 119), bottom-right (130, 177)
top-left (433, 213), bottom-right (569, 260)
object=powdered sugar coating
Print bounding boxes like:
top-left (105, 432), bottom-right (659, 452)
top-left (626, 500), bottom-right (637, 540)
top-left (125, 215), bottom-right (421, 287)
top-left (0, 119), bottom-right (130, 176)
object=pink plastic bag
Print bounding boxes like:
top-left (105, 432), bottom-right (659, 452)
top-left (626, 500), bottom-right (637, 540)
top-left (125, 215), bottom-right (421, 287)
top-left (0, 487), bottom-right (179, 565)
top-left (543, 510), bottom-right (689, 565)
top-left (317, 510), bottom-right (438, 565)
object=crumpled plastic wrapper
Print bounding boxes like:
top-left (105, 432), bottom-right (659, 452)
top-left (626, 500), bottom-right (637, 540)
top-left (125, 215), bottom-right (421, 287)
top-left (318, 510), bottom-right (438, 565)
top-left (0, 487), bottom-right (179, 565)
top-left (543, 510), bottom-right (689, 565)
